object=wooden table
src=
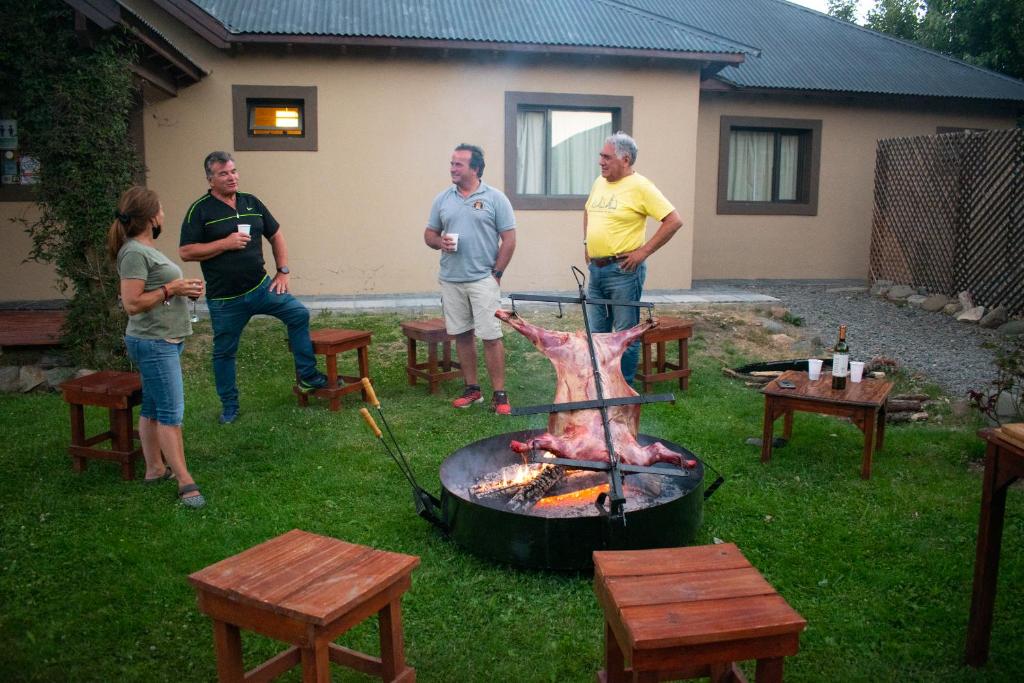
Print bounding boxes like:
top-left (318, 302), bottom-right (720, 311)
top-left (761, 370), bottom-right (893, 479)
top-left (965, 428), bottom-right (1024, 667)
top-left (60, 370), bottom-right (143, 480)
top-left (636, 316), bottom-right (693, 394)
top-left (294, 328), bottom-right (371, 411)
top-left (189, 529), bottom-right (420, 682)
top-left (594, 544), bottom-right (806, 682)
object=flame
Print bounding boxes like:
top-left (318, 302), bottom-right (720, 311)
top-left (534, 483), bottom-right (610, 508)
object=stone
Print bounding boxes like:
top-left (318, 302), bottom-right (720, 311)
top-left (921, 294), bottom-right (949, 312)
top-left (979, 305), bottom-right (1008, 329)
top-left (950, 399), bottom-right (971, 418)
top-left (995, 390), bottom-right (1021, 421)
top-left (956, 306), bottom-right (986, 323)
top-left (942, 302), bottom-right (962, 316)
top-left (757, 317), bottom-right (785, 334)
top-left (870, 282), bottom-right (891, 297)
top-left (74, 368), bottom-right (97, 378)
top-left (906, 294), bottom-right (927, 308)
top-left (19, 365), bottom-right (46, 392)
top-left (997, 320), bottom-right (1024, 337)
top-left (770, 306), bottom-right (789, 320)
top-left (826, 286), bottom-right (869, 294)
top-left (44, 367), bottom-right (77, 391)
top-left (770, 333), bottom-right (795, 347)
top-left (38, 353), bottom-right (69, 369)
top-left (958, 291), bottom-right (975, 310)
top-left (886, 285), bottom-right (915, 301)
top-left (0, 366), bottom-right (19, 392)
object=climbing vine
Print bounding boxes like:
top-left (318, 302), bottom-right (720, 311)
top-left (0, 0), bottom-right (141, 367)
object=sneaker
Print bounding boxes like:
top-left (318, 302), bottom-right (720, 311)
top-left (492, 390), bottom-right (512, 416)
top-left (218, 407), bottom-right (240, 424)
top-left (298, 372), bottom-right (329, 393)
top-left (452, 385), bottom-right (483, 408)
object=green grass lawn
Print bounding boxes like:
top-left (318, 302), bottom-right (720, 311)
top-left (1, 309), bottom-right (1021, 681)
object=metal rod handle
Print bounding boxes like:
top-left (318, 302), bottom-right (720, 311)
top-left (359, 407), bottom-right (383, 438)
top-left (361, 377), bottom-right (380, 407)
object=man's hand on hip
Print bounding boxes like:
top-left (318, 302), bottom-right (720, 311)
top-left (270, 272), bottom-right (289, 294)
top-left (619, 249), bottom-right (648, 272)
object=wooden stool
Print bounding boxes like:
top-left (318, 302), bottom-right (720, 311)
top-left (636, 317), bottom-right (693, 394)
top-left (294, 328), bottom-right (372, 411)
top-left (60, 370), bottom-right (143, 480)
top-left (400, 318), bottom-right (461, 394)
top-left (594, 544), bottom-right (806, 682)
top-left (190, 529), bottom-right (419, 682)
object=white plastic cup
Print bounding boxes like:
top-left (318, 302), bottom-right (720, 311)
top-left (807, 358), bottom-right (823, 381)
top-left (446, 232), bottom-right (459, 252)
top-left (850, 361), bottom-right (865, 383)
top-left (237, 224), bottom-right (251, 236)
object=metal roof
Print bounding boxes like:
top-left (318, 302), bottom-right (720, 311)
top-left (619, 0), bottom-right (1024, 101)
top-left (178, 0), bottom-right (756, 57)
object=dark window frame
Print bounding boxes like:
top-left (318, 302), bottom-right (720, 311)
top-left (232, 85), bottom-right (317, 152)
top-left (504, 92), bottom-right (633, 210)
top-left (717, 115), bottom-right (821, 216)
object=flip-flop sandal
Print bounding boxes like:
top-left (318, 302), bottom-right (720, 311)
top-left (143, 468), bottom-right (174, 484)
top-left (177, 483), bottom-right (207, 509)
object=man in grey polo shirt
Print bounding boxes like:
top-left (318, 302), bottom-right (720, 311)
top-left (424, 144), bottom-right (517, 414)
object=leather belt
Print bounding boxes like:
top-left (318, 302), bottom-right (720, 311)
top-left (590, 255), bottom-right (626, 267)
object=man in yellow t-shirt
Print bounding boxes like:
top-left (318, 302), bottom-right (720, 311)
top-left (583, 131), bottom-right (682, 384)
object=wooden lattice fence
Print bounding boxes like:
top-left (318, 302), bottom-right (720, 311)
top-left (870, 128), bottom-right (1023, 316)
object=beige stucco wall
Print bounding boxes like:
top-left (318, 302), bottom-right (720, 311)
top-left (693, 92), bottom-right (1018, 280)
top-left (0, 202), bottom-right (67, 300)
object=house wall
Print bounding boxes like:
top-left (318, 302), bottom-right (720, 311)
top-left (693, 92), bottom-right (1018, 280)
top-left (0, 202), bottom-right (61, 300)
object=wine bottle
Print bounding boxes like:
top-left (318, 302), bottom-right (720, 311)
top-left (831, 324), bottom-right (849, 390)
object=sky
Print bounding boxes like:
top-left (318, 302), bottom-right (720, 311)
top-left (786, 0), bottom-right (874, 22)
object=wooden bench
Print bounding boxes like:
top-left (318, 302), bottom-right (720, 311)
top-left (594, 544), bottom-right (806, 682)
top-left (400, 318), bottom-right (461, 394)
top-left (0, 309), bottom-right (67, 347)
top-left (294, 328), bottom-right (372, 411)
top-left (59, 370), bottom-right (143, 480)
top-left (636, 317), bottom-right (693, 394)
top-left (189, 529), bottom-right (420, 683)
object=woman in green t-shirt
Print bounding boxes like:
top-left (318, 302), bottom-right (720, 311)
top-left (107, 186), bottom-right (206, 508)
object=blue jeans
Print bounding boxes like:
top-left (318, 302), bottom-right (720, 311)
top-left (125, 336), bottom-right (185, 426)
top-left (206, 277), bottom-right (317, 412)
top-left (587, 261), bottom-right (647, 384)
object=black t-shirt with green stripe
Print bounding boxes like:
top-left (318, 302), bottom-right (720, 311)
top-left (180, 191), bottom-right (280, 298)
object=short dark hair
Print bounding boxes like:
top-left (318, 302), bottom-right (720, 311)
top-left (204, 151), bottom-right (234, 178)
top-left (455, 143), bottom-right (485, 179)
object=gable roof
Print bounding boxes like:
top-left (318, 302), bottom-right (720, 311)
top-left (154, 0), bottom-right (1024, 104)
top-left (621, 0), bottom-right (1024, 102)
top-left (152, 0), bottom-right (755, 64)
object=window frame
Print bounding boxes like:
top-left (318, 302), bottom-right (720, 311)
top-left (504, 92), bottom-right (633, 210)
top-left (232, 85), bottom-right (317, 152)
top-left (717, 115), bottom-right (821, 216)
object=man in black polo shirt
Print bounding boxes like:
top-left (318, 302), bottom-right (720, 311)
top-left (179, 151), bottom-right (326, 424)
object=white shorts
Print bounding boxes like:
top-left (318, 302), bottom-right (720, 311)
top-left (440, 277), bottom-right (503, 340)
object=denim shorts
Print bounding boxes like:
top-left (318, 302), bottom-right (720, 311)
top-left (125, 336), bottom-right (185, 426)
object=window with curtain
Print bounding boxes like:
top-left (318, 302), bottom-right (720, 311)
top-left (505, 92), bottom-right (633, 210)
top-left (717, 116), bottom-right (821, 216)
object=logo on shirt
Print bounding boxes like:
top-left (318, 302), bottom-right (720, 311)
top-left (473, 200), bottom-right (486, 210)
top-left (592, 194), bottom-right (618, 210)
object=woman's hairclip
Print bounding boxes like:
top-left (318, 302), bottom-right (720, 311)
top-left (113, 210), bottom-right (131, 223)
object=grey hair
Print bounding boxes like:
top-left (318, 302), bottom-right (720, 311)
top-left (204, 151), bottom-right (234, 178)
top-left (605, 131), bottom-right (637, 165)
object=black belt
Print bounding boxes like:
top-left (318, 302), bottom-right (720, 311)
top-left (590, 255), bottom-right (626, 267)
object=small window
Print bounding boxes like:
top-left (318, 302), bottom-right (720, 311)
top-left (232, 85), bottom-right (317, 152)
top-left (717, 116), bottom-right (821, 216)
top-left (0, 117), bottom-right (38, 201)
top-left (505, 92), bottom-right (633, 210)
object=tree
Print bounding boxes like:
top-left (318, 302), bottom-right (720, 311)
top-left (865, 0), bottom-right (924, 41)
top-left (919, 0), bottom-right (1024, 81)
top-left (827, 0), bottom-right (859, 23)
top-left (0, 0), bottom-right (141, 367)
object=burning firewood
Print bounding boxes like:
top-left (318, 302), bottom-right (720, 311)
top-left (508, 465), bottom-right (566, 511)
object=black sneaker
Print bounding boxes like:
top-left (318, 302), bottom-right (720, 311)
top-left (452, 384), bottom-right (484, 408)
top-left (492, 391), bottom-right (512, 416)
top-left (298, 372), bottom-right (329, 393)
top-left (218, 407), bottom-right (240, 424)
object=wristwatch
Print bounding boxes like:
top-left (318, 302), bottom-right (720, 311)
top-left (491, 269), bottom-right (503, 279)
top-left (277, 266), bottom-right (290, 274)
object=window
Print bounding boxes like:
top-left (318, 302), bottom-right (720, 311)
top-left (505, 92), bottom-right (633, 210)
top-left (232, 85), bottom-right (317, 152)
top-left (0, 117), bottom-right (38, 201)
top-left (717, 116), bottom-right (821, 216)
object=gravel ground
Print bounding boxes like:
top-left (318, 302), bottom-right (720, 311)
top-left (702, 279), bottom-right (1004, 399)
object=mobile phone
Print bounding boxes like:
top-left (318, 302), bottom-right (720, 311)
top-left (778, 380), bottom-right (796, 389)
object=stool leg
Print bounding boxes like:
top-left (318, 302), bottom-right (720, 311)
top-left (680, 338), bottom-right (689, 391)
top-left (656, 341), bottom-right (666, 373)
top-left (301, 641), bottom-right (331, 683)
top-left (406, 337), bottom-right (417, 386)
top-left (379, 599), bottom-right (408, 682)
top-left (69, 403), bottom-right (87, 473)
top-left (211, 620), bottom-right (245, 682)
top-left (442, 339), bottom-right (453, 371)
top-left (640, 343), bottom-right (653, 394)
top-left (604, 622), bottom-right (627, 683)
top-left (427, 341), bottom-right (440, 394)
top-left (111, 407), bottom-right (135, 480)
top-left (357, 345), bottom-right (370, 401)
top-left (755, 656), bottom-right (784, 682)
top-left (325, 353), bottom-right (341, 412)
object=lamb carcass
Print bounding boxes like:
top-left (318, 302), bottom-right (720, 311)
top-left (495, 309), bottom-right (692, 469)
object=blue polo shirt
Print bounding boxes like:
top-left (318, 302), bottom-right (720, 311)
top-left (427, 181), bottom-right (515, 283)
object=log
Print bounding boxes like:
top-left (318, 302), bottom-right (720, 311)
top-left (892, 393), bottom-right (929, 402)
top-left (508, 465), bottom-right (566, 511)
top-left (887, 399), bottom-right (925, 412)
top-left (888, 411), bottom-right (929, 423)
top-left (749, 370), bottom-right (784, 377)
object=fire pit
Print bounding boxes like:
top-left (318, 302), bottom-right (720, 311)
top-left (438, 429), bottom-right (705, 571)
